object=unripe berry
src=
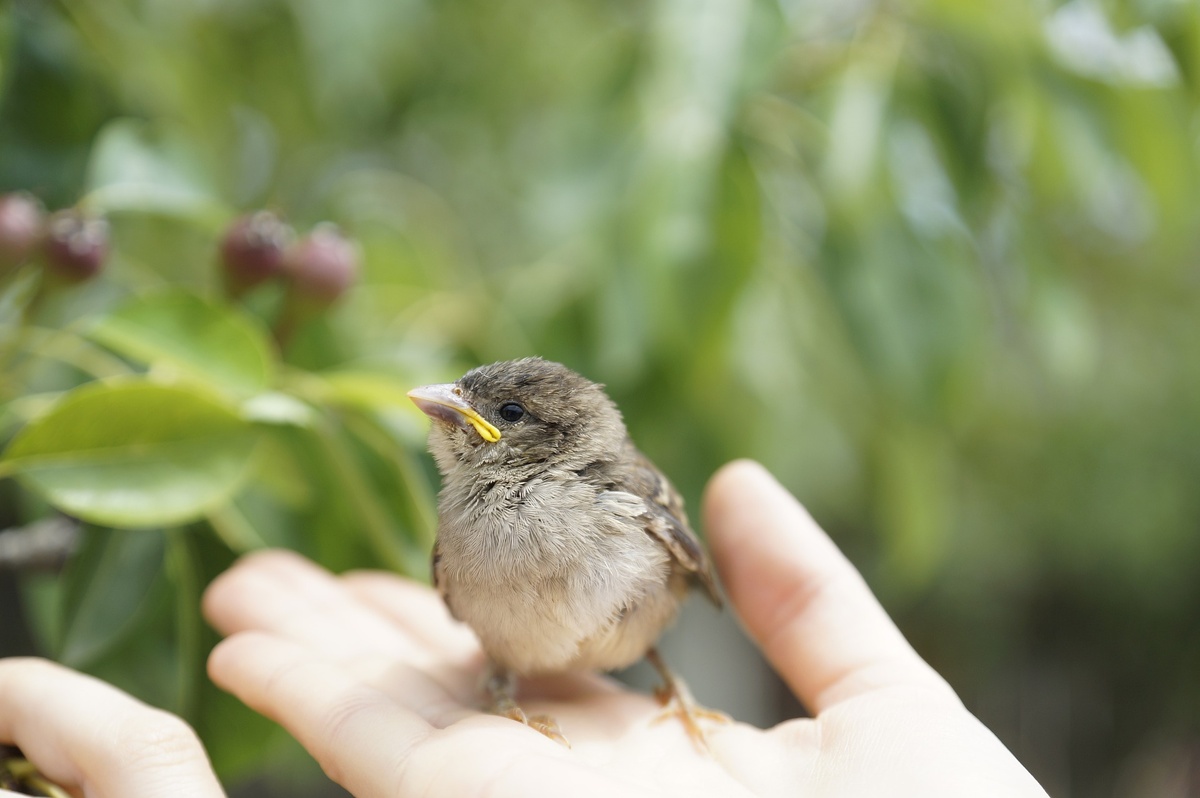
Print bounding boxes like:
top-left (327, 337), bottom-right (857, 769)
top-left (0, 193), bottom-right (46, 274)
top-left (41, 210), bottom-right (109, 282)
top-left (219, 211), bottom-right (294, 298)
top-left (283, 224), bottom-right (359, 307)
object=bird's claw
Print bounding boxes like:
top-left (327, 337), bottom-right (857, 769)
top-left (652, 683), bottom-right (729, 752)
top-left (495, 701), bottom-right (571, 748)
top-left (646, 648), bottom-right (728, 753)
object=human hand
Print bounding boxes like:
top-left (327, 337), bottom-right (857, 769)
top-left (0, 658), bottom-right (225, 798)
top-left (203, 459), bottom-right (1049, 797)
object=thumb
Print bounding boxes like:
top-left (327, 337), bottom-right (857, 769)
top-left (702, 460), bottom-right (955, 713)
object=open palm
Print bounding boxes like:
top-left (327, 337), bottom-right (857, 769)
top-left (203, 461), bottom-right (1048, 798)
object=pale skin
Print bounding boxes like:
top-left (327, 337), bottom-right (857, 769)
top-left (0, 660), bottom-right (224, 798)
top-left (0, 460), bottom-right (1049, 797)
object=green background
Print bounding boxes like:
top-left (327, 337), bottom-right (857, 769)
top-left (2, 1), bottom-right (1199, 796)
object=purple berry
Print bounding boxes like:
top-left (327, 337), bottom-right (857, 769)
top-left (220, 211), bottom-right (294, 297)
top-left (42, 210), bottom-right (109, 282)
top-left (0, 193), bottom-right (46, 273)
top-left (283, 224), bottom-right (360, 306)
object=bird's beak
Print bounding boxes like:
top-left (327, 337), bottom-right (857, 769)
top-left (407, 383), bottom-right (502, 443)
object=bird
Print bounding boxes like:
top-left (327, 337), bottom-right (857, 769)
top-left (407, 357), bottom-right (725, 747)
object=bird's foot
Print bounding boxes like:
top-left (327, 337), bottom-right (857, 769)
top-left (484, 663), bottom-right (571, 748)
top-left (646, 648), bottom-right (729, 753)
top-left (494, 700), bottom-right (571, 747)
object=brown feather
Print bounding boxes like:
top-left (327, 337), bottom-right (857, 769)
top-left (618, 441), bottom-right (723, 608)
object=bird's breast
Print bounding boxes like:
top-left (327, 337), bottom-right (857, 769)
top-left (438, 474), bottom-right (607, 583)
top-left (434, 473), bottom-right (673, 673)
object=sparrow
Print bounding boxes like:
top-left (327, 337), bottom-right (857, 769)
top-left (408, 357), bottom-right (725, 747)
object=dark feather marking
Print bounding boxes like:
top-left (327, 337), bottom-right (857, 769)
top-left (431, 540), bottom-right (461, 621)
top-left (615, 440), bottom-right (723, 608)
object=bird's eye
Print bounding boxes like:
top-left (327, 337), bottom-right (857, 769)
top-left (498, 402), bottom-right (525, 423)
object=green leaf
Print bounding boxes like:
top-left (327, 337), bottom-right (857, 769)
top-left (59, 527), bottom-right (165, 667)
top-left (79, 582), bottom-right (185, 714)
top-left (1, 379), bottom-right (261, 527)
top-left (88, 291), bottom-right (275, 397)
top-left (0, 264), bottom-right (41, 327)
top-left (82, 118), bottom-right (227, 225)
top-left (241, 391), bottom-right (314, 427)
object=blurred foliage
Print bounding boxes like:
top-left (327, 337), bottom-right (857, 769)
top-left (1, 0), bottom-right (1199, 795)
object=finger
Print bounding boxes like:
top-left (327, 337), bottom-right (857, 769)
top-left (208, 631), bottom-right (421, 796)
top-left (207, 631), bottom-right (542, 797)
top-left (0, 658), bottom-right (225, 798)
top-left (702, 460), bottom-right (955, 713)
top-left (339, 571), bottom-right (480, 660)
top-left (203, 550), bottom-right (442, 665)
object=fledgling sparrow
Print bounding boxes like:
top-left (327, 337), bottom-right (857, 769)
top-left (408, 357), bottom-right (724, 746)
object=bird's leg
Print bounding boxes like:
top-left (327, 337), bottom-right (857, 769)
top-left (482, 662), bottom-right (570, 747)
top-left (646, 647), bottom-right (729, 752)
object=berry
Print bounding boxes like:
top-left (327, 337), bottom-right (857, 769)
top-left (219, 211), bottom-right (294, 297)
top-left (0, 193), bottom-right (46, 274)
top-left (41, 210), bottom-right (109, 282)
top-left (283, 224), bottom-right (359, 306)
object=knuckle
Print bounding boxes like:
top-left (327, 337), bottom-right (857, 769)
top-left (313, 688), bottom-right (379, 784)
top-left (110, 709), bottom-right (204, 772)
top-left (318, 687), bottom-right (374, 741)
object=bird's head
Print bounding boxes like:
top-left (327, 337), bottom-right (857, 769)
top-left (408, 357), bottom-right (626, 475)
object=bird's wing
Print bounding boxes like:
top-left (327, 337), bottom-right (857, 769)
top-left (604, 441), bottom-right (723, 608)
